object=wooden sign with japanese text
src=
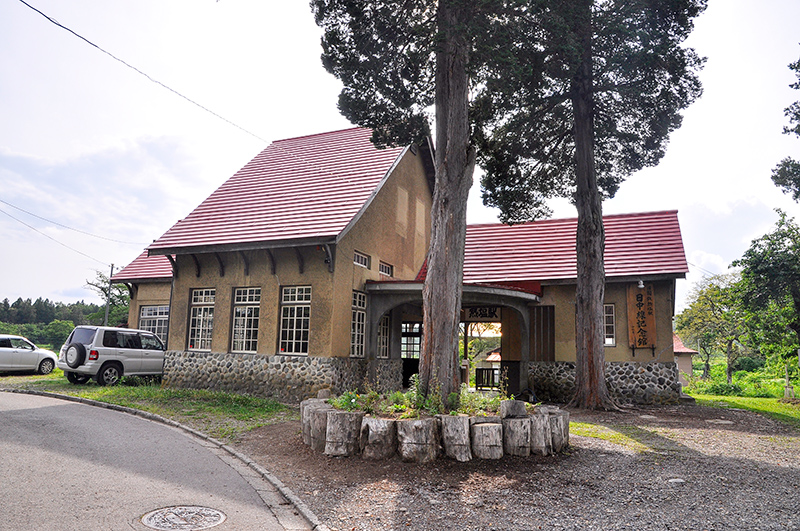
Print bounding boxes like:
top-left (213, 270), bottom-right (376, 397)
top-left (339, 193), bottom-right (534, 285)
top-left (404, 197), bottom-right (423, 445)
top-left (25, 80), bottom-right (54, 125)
top-left (461, 306), bottom-right (502, 322)
top-left (627, 284), bottom-right (657, 349)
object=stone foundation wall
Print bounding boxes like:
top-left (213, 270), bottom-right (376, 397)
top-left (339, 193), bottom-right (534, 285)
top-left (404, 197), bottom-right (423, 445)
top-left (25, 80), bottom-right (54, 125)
top-left (528, 361), bottom-right (681, 405)
top-left (162, 351), bottom-right (402, 403)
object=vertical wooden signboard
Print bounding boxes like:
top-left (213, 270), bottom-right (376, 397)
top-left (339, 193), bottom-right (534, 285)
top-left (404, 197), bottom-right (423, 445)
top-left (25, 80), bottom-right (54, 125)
top-left (627, 283), bottom-right (656, 349)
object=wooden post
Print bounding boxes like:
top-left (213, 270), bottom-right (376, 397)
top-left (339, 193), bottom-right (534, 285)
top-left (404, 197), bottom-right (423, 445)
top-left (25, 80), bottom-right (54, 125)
top-left (360, 417), bottom-right (398, 460)
top-left (396, 418), bottom-right (441, 463)
top-left (471, 422), bottom-right (503, 459)
top-left (325, 410), bottom-right (364, 457)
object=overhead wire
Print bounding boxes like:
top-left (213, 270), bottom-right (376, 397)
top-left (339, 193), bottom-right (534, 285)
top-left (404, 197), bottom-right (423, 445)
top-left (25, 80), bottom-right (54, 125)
top-left (16, 0), bottom-right (268, 144)
top-left (0, 199), bottom-right (148, 245)
top-left (0, 207), bottom-right (108, 266)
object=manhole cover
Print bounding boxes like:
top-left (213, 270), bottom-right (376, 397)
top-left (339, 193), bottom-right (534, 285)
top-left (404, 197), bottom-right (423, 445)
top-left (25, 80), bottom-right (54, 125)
top-left (141, 506), bottom-right (227, 530)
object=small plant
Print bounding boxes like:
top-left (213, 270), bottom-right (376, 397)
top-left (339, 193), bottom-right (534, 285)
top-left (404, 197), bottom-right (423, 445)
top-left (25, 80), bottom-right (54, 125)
top-left (329, 390), bottom-right (361, 411)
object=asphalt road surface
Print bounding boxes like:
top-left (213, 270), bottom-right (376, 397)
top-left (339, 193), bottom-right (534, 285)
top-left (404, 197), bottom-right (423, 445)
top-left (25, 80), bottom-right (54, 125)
top-left (0, 392), bottom-right (310, 531)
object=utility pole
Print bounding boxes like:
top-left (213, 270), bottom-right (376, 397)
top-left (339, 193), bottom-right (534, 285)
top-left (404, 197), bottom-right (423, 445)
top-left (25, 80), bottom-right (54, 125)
top-left (103, 264), bottom-right (114, 326)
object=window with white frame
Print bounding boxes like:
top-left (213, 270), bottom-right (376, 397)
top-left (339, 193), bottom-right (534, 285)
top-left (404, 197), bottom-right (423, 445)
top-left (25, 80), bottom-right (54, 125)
top-left (604, 304), bottom-right (616, 346)
top-left (188, 289), bottom-right (215, 351)
top-left (401, 322), bottom-right (422, 359)
top-left (280, 286), bottom-right (311, 354)
top-left (379, 262), bottom-right (394, 277)
top-left (377, 314), bottom-right (390, 359)
top-left (350, 291), bottom-right (367, 357)
top-left (139, 305), bottom-right (169, 341)
top-left (232, 287), bottom-right (261, 353)
top-left (353, 250), bottom-right (371, 269)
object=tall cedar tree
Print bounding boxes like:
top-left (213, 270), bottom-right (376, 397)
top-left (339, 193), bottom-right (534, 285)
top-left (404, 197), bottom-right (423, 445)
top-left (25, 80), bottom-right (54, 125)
top-left (473, 0), bottom-right (705, 409)
top-left (772, 53), bottom-right (800, 201)
top-left (312, 0), bottom-right (520, 404)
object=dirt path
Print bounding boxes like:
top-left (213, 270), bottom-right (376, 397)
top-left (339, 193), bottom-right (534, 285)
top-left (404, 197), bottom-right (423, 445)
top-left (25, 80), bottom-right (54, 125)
top-left (234, 403), bottom-right (800, 531)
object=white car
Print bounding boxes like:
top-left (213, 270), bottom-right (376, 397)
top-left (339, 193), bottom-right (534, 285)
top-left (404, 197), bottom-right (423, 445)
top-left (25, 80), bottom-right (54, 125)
top-left (0, 334), bottom-right (58, 375)
top-left (57, 325), bottom-right (166, 386)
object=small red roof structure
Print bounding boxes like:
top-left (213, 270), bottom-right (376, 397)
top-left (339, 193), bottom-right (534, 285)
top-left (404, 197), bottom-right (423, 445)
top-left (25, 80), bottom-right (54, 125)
top-left (464, 210), bottom-right (688, 283)
top-left (148, 128), bottom-right (409, 254)
top-left (673, 333), bottom-right (698, 355)
top-left (111, 250), bottom-right (173, 282)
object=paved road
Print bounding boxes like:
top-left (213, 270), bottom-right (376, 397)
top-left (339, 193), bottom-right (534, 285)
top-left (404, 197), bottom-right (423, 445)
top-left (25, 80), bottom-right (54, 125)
top-left (0, 392), bottom-right (312, 531)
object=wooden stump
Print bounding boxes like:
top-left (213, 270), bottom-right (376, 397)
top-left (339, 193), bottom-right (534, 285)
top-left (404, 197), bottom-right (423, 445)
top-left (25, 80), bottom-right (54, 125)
top-left (300, 399), bottom-right (330, 446)
top-left (500, 399), bottom-right (528, 419)
top-left (396, 418), bottom-right (441, 463)
top-left (439, 415), bottom-right (472, 462)
top-left (469, 415), bottom-right (501, 426)
top-left (529, 411), bottom-right (552, 456)
top-left (310, 405), bottom-right (333, 453)
top-left (360, 417), bottom-right (397, 460)
top-left (471, 422), bottom-right (503, 459)
top-left (325, 410), bottom-right (364, 457)
top-left (502, 417), bottom-right (531, 457)
top-left (549, 409), bottom-right (570, 453)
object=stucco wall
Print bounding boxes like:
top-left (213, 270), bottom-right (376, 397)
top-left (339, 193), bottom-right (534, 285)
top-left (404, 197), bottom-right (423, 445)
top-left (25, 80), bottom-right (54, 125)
top-left (163, 148), bottom-right (431, 363)
top-left (537, 280), bottom-right (676, 363)
top-left (127, 281), bottom-right (171, 329)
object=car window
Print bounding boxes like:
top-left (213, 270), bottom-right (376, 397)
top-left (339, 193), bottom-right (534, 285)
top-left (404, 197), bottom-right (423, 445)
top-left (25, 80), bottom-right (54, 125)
top-left (71, 328), bottom-right (97, 345)
top-left (103, 330), bottom-right (119, 348)
top-left (140, 334), bottom-right (164, 351)
top-left (119, 332), bottom-right (141, 349)
top-left (0, 338), bottom-right (12, 348)
top-left (9, 338), bottom-right (33, 350)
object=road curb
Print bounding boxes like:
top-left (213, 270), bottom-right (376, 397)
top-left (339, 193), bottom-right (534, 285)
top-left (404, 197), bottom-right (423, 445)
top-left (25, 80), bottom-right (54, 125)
top-left (0, 388), bottom-right (331, 531)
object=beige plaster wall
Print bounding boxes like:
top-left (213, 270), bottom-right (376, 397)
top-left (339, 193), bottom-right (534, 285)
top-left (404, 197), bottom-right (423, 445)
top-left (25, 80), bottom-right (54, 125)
top-left (127, 281), bottom-right (171, 329)
top-left (536, 280), bottom-right (676, 363)
top-left (331, 149), bottom-right (432, 358)
top-left (167, 246), bottom-right (335, 357)
top-left (165, 148), bottom-right (432, 360)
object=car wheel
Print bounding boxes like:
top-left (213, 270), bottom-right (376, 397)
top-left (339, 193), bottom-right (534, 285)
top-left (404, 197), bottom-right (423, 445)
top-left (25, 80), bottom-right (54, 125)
top-left (66, 371), bottom-right (90, 384)
top-left (96, 362), bottom-right (122, 386)
top-left (37, 358), bottom-right (55, 375)
top-left (65, 343), bottom-right (86, 369)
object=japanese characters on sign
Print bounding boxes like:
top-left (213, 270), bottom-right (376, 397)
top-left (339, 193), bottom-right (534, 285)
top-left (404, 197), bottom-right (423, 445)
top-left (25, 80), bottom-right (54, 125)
top-left (462, 306), bottom-right (501, 322)
top-left (627, 283), bottom-right (657, 349)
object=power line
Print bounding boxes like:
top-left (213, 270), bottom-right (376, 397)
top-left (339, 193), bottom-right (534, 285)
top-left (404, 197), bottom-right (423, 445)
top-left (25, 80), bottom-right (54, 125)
top-left (17, 0), bottom-right (268, 144)
top-left (0, 207), bottom-right (108, 266)
top-left (0, 198), bottom-right (148, 245)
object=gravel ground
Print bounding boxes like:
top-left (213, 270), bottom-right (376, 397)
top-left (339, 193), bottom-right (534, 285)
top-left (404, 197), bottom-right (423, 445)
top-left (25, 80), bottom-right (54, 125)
top-left (234, 403), bottom-right (800, 531)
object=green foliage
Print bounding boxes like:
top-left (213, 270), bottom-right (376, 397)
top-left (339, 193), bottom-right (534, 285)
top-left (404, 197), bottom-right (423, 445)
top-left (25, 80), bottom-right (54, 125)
top-left (476, 0), bottom-right (707, 222)
top-left (0, 319), bottom-right (74, 348)
top-left (771, 52), bottom-right (800, 201)
top-left (684, 357), bottom-right (797, 399)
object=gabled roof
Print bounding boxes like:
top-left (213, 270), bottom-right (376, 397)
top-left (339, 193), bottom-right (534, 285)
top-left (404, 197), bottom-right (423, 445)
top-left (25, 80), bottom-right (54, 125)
top-left (148, 128), bottom-right (409, 254)
top-left (463, 210), bottom-right (688, 283)
top-left (673, 333), bottom-right (698, 355)
top-left (111, 251), bottom-right (173, 283)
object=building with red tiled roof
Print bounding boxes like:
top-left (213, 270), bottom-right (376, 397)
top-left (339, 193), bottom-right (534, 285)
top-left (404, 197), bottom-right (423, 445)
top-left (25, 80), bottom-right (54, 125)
top-left (112, 127), bottom-right (689, 405)
top-left (673, 333), bottom-right (698, 386)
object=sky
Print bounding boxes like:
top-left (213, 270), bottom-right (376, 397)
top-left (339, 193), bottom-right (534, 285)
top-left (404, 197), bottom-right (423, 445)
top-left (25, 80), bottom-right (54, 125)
top-left (1, 0), bottom-right (799, 313)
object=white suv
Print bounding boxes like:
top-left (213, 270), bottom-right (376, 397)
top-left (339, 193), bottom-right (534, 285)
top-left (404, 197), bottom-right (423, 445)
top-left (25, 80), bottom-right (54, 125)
top-left (57, 326), bottom-right (166, 386)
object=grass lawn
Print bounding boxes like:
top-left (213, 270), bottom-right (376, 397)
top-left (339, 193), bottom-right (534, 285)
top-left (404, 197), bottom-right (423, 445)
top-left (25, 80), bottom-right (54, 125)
top-left (0, 369), bottom-right (297, 442)
top-left (690, 394), bottom-right (800, 430)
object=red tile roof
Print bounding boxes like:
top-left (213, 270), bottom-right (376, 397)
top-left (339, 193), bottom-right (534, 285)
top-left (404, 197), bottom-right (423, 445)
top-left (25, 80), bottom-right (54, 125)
top-left (148, 128), bottom-right (407, 254)
top-left (111, 251), bottom-right (173, 282)
top-left (673, 333), bottom-right (698, 354)
top-left (463, 210), bottom-right (688, 283)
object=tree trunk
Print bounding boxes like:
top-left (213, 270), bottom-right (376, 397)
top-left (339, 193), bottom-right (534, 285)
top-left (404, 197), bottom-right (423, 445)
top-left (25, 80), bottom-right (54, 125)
top-left (419, 0), bottom-right (476, 407)
top-left (726, 339), bottom-right (734, 384)
top-left (567, 0), bottom-right (617, 411)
